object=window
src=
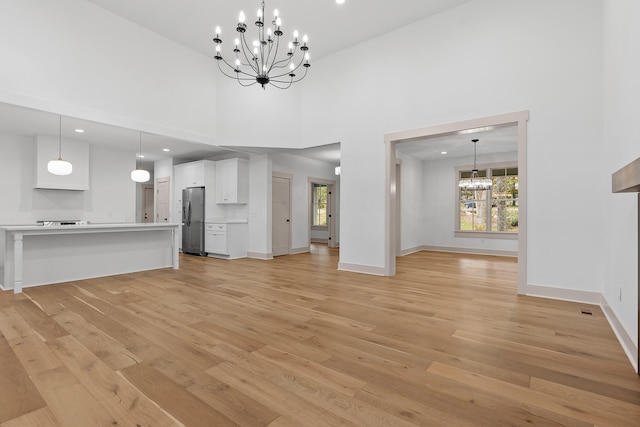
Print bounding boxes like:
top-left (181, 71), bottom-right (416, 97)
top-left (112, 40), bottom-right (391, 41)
top-left (311, 183), bottom-right (328, 227)
top-left (458, 164), bottom-right (518, 234)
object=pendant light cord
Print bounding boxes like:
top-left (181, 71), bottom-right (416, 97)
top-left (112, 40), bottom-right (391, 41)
top-left (138, 133), bottom-right (142, 169)
top-left (58, 116), bottom-right (62, 159)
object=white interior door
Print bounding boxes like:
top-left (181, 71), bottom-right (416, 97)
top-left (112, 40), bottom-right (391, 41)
top-left (142, 185), bottom-right (154, 223)
top-left (272, 175), bottom-right (291, 257)
top-left (156, 177), bottom-right (170, 223)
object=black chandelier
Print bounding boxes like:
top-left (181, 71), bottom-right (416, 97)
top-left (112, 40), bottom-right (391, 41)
top-left (213, 1), bottom-right (310, 89)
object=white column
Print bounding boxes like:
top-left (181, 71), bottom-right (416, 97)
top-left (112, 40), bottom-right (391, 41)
top-left (13, 232), bottom-right (23, 294)
top-left (172, 228), bottom-right (179, 269)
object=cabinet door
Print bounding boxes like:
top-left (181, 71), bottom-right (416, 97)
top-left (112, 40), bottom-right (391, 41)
top-left (193, 163), bottom-right (205, 186)
top-left (215, 159), bottom-right (248, 204)
top-left (206, 232), bottom-right (228, 254)
top-left (215, 160), bottom-right (233, 203)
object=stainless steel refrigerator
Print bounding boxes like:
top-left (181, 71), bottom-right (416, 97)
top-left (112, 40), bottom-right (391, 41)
top-left (182, 186), bottom-right (207, 256)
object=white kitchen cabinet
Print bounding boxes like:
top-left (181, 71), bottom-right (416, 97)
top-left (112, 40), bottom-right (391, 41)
top-left (205, 222), bottom-right (248, 259)
top-left (205, 224), bottom-right (227, 255)
top-left (183, 162), bottom-right (205, 187)
top-left (215, 158), bottom-right (249, 204)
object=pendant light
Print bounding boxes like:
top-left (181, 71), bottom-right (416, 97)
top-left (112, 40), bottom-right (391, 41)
top-left (47, 116), bottom-right (73, 176)
top-left (131, 132), bottom-right (150, 183)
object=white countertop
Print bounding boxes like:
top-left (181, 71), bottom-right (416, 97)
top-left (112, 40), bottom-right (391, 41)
top-left (205, 219), bottom-right (248, 224)
top-left (0, 223), bottom-right (180, 233)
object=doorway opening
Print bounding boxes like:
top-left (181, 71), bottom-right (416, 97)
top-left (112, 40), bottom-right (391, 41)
top-left (308, 178), bottom-right (338, 249)
top-left (385, 111), bottom-right (529, 294)
top-left (141, 184), bottom-right (154, 223)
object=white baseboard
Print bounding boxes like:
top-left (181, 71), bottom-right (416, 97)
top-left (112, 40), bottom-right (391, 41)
top-left (525, 284), bottom-right (638, 373)
top-left (246, 252), bottom-right (273, 260)
top-left (310, 238), bottom-right (328, 243)
top-left (601, 297), bottom-right (638, 373)
top-left (399, 246), bottom-right (423, 256)
top-left (338, 262), bottom-right (386, 276)
top-left (524, 284), bottom-right (602, 304)
top-left (418, 245), bottom-right (517, 257)
top-left (290, 246), bottom-right (310, 255)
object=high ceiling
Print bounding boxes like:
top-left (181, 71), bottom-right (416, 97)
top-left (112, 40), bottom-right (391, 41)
top-left (84, 0), bottom-right (473, 61)
top-left (2, 0), bottom-right (504, 166)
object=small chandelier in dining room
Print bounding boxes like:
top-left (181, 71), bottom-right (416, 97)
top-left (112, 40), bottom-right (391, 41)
top-left (212, 1), bottom-right (310, 89)
top-left (131, 132), bottom-right (150, 183)
top-left (459, 139), bottom-right (492, 191)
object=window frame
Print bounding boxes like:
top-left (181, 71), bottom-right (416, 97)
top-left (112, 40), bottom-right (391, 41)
top-left (310, 183), bottom-right (329, 230)
top-left (455, 161), bottom-right (518, 239)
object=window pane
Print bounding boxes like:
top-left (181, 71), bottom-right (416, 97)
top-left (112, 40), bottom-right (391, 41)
top-left (491, 174), bottom-right (518, 232)
top-left (312, 184), bottom-right (328, 226)
top-left (459, 189), bottom-right (488, 231)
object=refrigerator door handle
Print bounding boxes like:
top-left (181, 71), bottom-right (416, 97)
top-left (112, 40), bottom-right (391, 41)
top-left (187, 201), bottom-right (192, 226)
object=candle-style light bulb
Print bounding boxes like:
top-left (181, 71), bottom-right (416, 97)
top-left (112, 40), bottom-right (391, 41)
top-left (275, 17), bottom-right (282, 27)
top-left (215, 26), bottom-right (221, 36)
top-left (274, 9), bottom-right (279, 18)
top-left (257, 9), bottom-right (262, 18)
top-left (303, 34), bottom-right (308, 44)
top-left (235, 38), bottom-right (239, 47)
top-left (293, 30), bottom-right (299, 40)
top-left (239, 11), bottom-right (246, 23)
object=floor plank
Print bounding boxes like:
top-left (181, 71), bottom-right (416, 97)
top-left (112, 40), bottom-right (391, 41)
top-left (0, 247), bottom-right (637, 426)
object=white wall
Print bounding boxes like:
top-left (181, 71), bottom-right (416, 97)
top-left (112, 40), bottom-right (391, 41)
top-left (0, 0), bottom-right (217, 144)
top-left (603, 0), bottom-right (640, 351)
top-left (248, 155), bottom-right (272, 258)
top-left (272, 153), bottom-right (339, 252)
top-left (0, 133), bottom-right (135, 225)
top-left (301, 0), bottom-right (605, 289)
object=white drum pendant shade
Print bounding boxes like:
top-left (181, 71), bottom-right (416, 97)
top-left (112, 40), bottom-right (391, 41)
top-left (48, 158), bottom-right (73, 175)
top-left (131, 168), bottom-right (150, 183)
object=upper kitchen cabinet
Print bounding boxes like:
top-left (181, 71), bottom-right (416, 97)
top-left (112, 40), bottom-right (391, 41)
top-left (216, 158), bottom-right (248, 204)
top-left (179, 161), bottom-right (205, 187)
top-left (174, 160), bottom-right (215, 224)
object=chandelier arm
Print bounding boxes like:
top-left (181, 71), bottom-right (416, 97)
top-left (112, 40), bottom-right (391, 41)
top-left (269, 51), bottom-right (296, 70)
top-left (269, 80), bottom-right (294, 89)
top-left (216, 59), bottom-right (259, 81)
top-left (270, 66), bottom-right (308, 84)
top-left (264, 32), bottom-right (282, 75)
top-left (239, 32), bottom-right (260, 75)
top-left (269, 54), bottom-right (306, 78)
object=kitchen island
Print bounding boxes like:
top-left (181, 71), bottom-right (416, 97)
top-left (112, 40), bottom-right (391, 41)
top-left (0, 223), bottom-right (179, 293)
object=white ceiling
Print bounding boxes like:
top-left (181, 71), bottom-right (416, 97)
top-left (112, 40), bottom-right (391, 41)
top-left (0, 102), bottom-right (237, 166)
top-left (84, 0), bottom-right (473, 61)
top-left (396, 124), bottom-right (518, 161)
top-left (2, 0), bottom-right (513, 167)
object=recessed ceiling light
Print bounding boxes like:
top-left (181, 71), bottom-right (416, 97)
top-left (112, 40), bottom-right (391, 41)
top-left (138, 154), bottom-right (145, 158)
top-left (74, 129), bottom-right (85, 133)
top-left (441, 151), bottom-right (448, 155)
top-left (336, 0), bottom-right (345, 4)
top-left (163, 148), bottom-right (170, 152)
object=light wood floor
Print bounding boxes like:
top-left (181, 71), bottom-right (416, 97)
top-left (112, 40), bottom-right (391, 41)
top-left (0, 246), bottom-right (639, 426)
